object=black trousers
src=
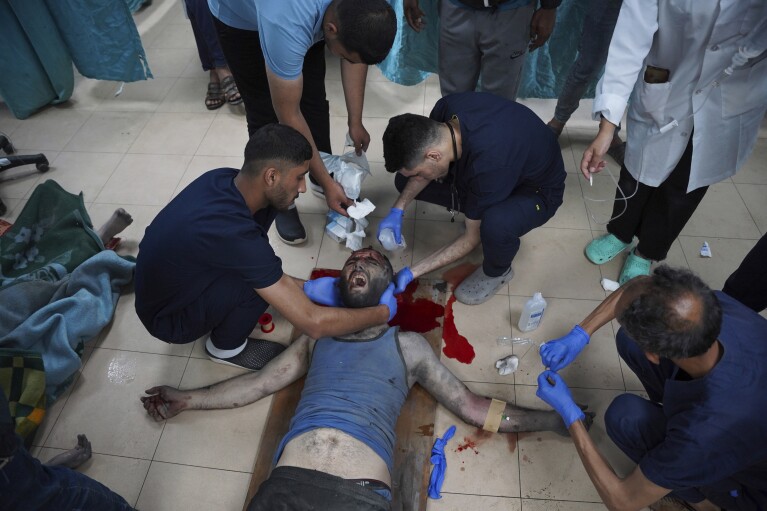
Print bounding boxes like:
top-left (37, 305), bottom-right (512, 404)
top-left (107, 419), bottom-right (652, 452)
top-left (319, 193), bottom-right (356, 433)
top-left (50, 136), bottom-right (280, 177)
top-left (212, 17), bottom-right (332, 153)
top-left (723, 233), bottom-right (767, 313)
top-left (607, 136), bottom-right (708, 261)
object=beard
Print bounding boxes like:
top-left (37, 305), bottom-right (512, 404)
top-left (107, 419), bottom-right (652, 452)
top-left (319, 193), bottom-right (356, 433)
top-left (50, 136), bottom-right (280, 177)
top-left (270, 185), bottom-right (296, 211)
top-left (339, 275), bottom-right (390, 308)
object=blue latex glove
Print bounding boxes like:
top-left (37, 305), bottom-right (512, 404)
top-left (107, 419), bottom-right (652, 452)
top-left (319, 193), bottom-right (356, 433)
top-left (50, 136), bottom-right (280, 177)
top-left (303, 277), bottom-right (343, 307)
top-left (377, 208), bottom-right (404, 244)
top-left (428, 425), bottom-right (456, 499)
top-left (539, 325), bottom-right (590, 371)
top-left (380, 283), bottom-right (397, 321)
top-left (393, 267), bottom-right (414, 294)
top-left (536, 370), bottom-right (585, 428)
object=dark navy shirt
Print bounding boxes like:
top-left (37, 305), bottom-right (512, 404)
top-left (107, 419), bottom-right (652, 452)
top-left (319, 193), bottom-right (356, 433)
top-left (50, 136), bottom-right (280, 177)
top-left (429, 92), bottom-right (565, 220)
top-left (135, 168), bottom-right (282, 320)
top-left (639, 292), bottom-right (767, 507)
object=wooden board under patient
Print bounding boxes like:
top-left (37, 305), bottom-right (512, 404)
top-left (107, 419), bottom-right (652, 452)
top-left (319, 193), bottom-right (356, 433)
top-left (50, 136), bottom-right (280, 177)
top-left (244, 274), bottom-right (448, 511)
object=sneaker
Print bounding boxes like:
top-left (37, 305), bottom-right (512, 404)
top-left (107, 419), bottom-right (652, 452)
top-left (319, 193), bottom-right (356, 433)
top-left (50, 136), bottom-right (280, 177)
top-left (585, 233), bottom-right (632, 265)
top-left (309, 173), bottom-right (331, 200)
top-left (276, 205), bottom-right (307, 245)
top-left (619, 248), bottom-right (652, 285)
top-left (206, 338), bottom-right (286, 371)
top-left (454, 265), bottom-right (513, 305)
top-left (606, 141), bottom-right (627, 167)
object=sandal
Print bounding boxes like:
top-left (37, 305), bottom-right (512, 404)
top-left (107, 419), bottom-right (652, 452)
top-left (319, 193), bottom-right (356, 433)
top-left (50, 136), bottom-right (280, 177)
top-left (221, 76), bottom-right (243, 105)
top-left (585, 233), bottom-right (631, 265)
top-left (619, 248), bottom-right (652, 284)
top-left (205, 82), bottom-right (225, 110)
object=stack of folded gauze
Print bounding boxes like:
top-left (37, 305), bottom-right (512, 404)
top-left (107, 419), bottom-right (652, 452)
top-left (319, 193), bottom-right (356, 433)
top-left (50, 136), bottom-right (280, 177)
top-left (325, 199), bottom-right (376, 251)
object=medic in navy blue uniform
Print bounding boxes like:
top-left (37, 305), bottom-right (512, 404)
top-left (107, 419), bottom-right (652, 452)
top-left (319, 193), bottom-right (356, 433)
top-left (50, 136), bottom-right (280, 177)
top-left (379, 92), bottom-right (566, 305)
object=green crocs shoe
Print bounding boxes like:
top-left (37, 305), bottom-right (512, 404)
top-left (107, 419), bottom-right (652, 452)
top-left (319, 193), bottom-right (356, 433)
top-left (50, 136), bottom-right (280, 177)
top-left (619, 249), bottom-right (652, 284)
top-left (585, 233), bottom-right (631, 265)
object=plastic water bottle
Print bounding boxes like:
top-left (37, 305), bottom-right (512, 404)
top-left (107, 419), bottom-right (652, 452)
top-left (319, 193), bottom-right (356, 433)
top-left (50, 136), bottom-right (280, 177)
top-left (378, 228), bottom-right (406, 252)
top-left (518, 292), bottom-right (547, 332)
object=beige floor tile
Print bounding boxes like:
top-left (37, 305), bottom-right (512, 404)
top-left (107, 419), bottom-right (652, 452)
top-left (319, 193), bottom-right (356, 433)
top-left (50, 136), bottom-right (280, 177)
top-left (735, 183), bottom-right (767, 234)
top-left (522, 499), bottom-right (607, 510)
top-left (732, 142), bottom-right (767, 185)
top-left (157, 77), bottom-right (216, 113)
top-left (511, 227), bottom-right (606, 300)
top-left (428, 494), bottom-right (522, 510)
top-left (95, 153), bottom-right (190, 205)
top-left (433, 382), bottom-right (520, 497)
top-left (583, 172), bottom-right (624, 231)
top-left (355, 116), bottom-right (389, 163)
top-left (359, 162), bottom-right (409, 218)
top-left (619, 356), bottom-right (646, 393)
top-left (196, 112), bottom-right (250, 156)
top-left (46, 348), bottom-right (187, 458)
top-left (136, 461), bottom-right (250, 511)
top-left (0, 104), bottom-right (23, 135)
top-left (558, 140), bottom-right (581, 174)
top-left (67, 76), bottom-right (110, 111)
top-left (64, 111), bottom-right (151, 153)
top-left (153, 358), bottom-right (272, 471)
top-left (173, 155), bottom-right (244, 198)
top-left (411, 219), bottom-right (486, 281)
top-left (679, 236), bottom-right (758, 290)
top-left (518, 98), bottom-right (554, 123)
top-left (97, 289), bottom-right (194, 356)
top-left (9, 108), bottom-right (91, 151)
top-left (129, 112), bottom-right (214, 155)
top-left (424, 80), bottom-right (442, 115)
top-left (0, 156), bottom-right (52, 200)
top-left (86, 203), bottom-right (164, 257)
top-left (270, 212), bottom-right (326, 279)
top-left (328, 79), bottom-right (425, 118)
top-left (516, 386), bottom-right (635, 502)
top-left (144, 48), bottom-right (198, 79)
top-left (510, 297), bottom-right (624, 391)
top-left (145, 22), bottom-right (196, 49)
top-left (547, 174), bottom-right (590, 230)
top-left (43, 152), bottom-right (123, 200)
top-left (37, 448), bottom-right (150, 506)
top-left (439, 295), bottom-right (515, 384)
top-left (0, 197), bottom-right (22, 220)
top-left (681, 182), bottom-right (761, 239)
top-left (96, 77), bottom-right (177, 113)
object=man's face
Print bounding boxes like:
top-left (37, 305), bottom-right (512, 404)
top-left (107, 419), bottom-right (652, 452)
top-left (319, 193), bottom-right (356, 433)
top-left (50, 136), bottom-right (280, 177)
top-left (340, 248), bottom-right (392, 308)
top-left (397, 155), bottom-right (449, 183)
top-left (271, 161), bottom-right (309, 211)
top-left (325, 38), bottom-right (364, 64)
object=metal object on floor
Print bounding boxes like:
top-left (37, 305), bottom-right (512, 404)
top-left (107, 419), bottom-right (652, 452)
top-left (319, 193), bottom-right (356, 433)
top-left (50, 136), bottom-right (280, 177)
top-left (0, 132), bottom-right (50, 216)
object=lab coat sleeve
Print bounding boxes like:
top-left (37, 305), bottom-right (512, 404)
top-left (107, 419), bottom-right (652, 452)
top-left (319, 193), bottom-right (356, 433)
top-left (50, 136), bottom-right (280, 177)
top-left (592, 0), bottom-right (659, 125)
top-left (742, 3), bottom-right (767, 54)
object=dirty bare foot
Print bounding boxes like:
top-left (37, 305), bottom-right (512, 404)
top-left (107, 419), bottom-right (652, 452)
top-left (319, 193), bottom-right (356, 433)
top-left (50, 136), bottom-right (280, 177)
top-left (46, 434), bottom-right (92, 468)
top-left (96, 208), bottom-right (133, 244)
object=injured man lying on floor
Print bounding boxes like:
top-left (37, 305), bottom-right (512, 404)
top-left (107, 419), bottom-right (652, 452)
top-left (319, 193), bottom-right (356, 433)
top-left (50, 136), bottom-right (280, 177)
top-left (141, 248), bottom-right (595, 510)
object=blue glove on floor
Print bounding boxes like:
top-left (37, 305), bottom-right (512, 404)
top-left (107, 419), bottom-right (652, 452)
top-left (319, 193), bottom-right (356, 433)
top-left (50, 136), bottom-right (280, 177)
top-left (539, 325), bottom-right (590, 371)
top-left (394, 267), bottom-right (414, 294)
top-left (428, 425), bottom-right (456, 499)
top-left (536, 370), bottom-right (585, 428)
top-left (380, 283), bottom-right (397, 321)
top-left (303, 277), bottom-right (343, 307)
top-left (377, 208), bottom-right (404, 244)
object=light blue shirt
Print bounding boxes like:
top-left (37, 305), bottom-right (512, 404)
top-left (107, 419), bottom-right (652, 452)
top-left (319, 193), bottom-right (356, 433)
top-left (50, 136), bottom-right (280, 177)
top-left (207, 0), bottom-right (332, 80)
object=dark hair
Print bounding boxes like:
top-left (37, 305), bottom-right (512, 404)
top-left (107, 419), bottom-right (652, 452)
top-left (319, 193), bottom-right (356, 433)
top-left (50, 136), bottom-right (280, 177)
top-left (382, 113), bottom-right (442, 173)
top-left (335, 0), bottom-right (396, 65)
top-left (618, 265), bottom-right (722, 359)
top-left (241, 124), bottom-right (312, 176)
top-left (339, 249), bottom-right (394, 308)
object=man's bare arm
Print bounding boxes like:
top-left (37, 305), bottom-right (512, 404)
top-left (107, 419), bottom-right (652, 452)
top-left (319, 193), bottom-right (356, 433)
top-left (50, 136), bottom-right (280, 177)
top-left (393, 176), bottom-right (431, 211)
top-left (410, 218), bottom-right (481, 278)
top-left (340, 59), bottom-right (370, 153)
top-left (398, 331), bottom-right (563, 433)
top-left (570, 421), bottom-right (670, 511)
top-left (579, 276), bottom-right (651, 335)
top-left (266, 69), bottom-right (351, 214)
top-left (258, 274), bottom-right (389, 339)
top-left (141, 336), bottom-right (315, 421)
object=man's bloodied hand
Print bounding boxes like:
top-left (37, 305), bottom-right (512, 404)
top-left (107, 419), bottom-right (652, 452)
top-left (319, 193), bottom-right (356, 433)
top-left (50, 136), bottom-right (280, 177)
top-left (141, 386), bottom-right (189, 421)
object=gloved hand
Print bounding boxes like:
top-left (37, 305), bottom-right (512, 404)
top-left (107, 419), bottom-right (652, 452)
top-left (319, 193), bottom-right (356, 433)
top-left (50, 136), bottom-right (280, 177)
top-left (303, 277), bottom-right (343, 307)
top-left (536, 371), bottom-right (585, 428)
top-left (379, 283), bottom-right (397, 321)
top-left (394, 267), bottom-right (414, 294)
top-left (428, 425), bottom-right (456, 499)
top-left (539, 325), bottom-right (590, 371)
top-left (377, 208), bottom-right (404, 244)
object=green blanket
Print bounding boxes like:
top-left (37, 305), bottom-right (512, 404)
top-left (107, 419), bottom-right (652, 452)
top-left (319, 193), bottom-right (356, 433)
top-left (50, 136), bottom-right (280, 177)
top-left (0, 180), bottom-right (104, 287)
top-left (0, 349), bottom-right (46, 448)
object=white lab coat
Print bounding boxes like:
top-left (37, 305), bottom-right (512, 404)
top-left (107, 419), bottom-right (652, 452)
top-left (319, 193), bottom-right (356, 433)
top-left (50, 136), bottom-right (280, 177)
top-left (593, 0), bottom-right (767, 192)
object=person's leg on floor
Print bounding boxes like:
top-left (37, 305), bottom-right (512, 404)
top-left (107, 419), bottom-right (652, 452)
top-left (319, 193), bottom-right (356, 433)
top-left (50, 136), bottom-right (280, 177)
top-left (476, 2), bottom-right (535, 101)
top-left (212, 17), bottom-right (278, 137)
top-left (723, 233), bottom-right (767, 312)
top-left (438, 1), bottom-right (482, 95)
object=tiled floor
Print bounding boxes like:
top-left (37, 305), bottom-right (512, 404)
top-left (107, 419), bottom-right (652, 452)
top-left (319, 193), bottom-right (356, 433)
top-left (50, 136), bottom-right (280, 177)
top-left (2, 1), bottom-right (765, 510)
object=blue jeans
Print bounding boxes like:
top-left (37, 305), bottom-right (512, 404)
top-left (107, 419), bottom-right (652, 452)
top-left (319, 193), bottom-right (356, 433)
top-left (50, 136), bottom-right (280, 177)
top-left (0, 439), bottom-right (133, 511)
top-left (185, 0), bottom-right (227, 71)
top-left (553, 0), bottom-right (623, 124)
